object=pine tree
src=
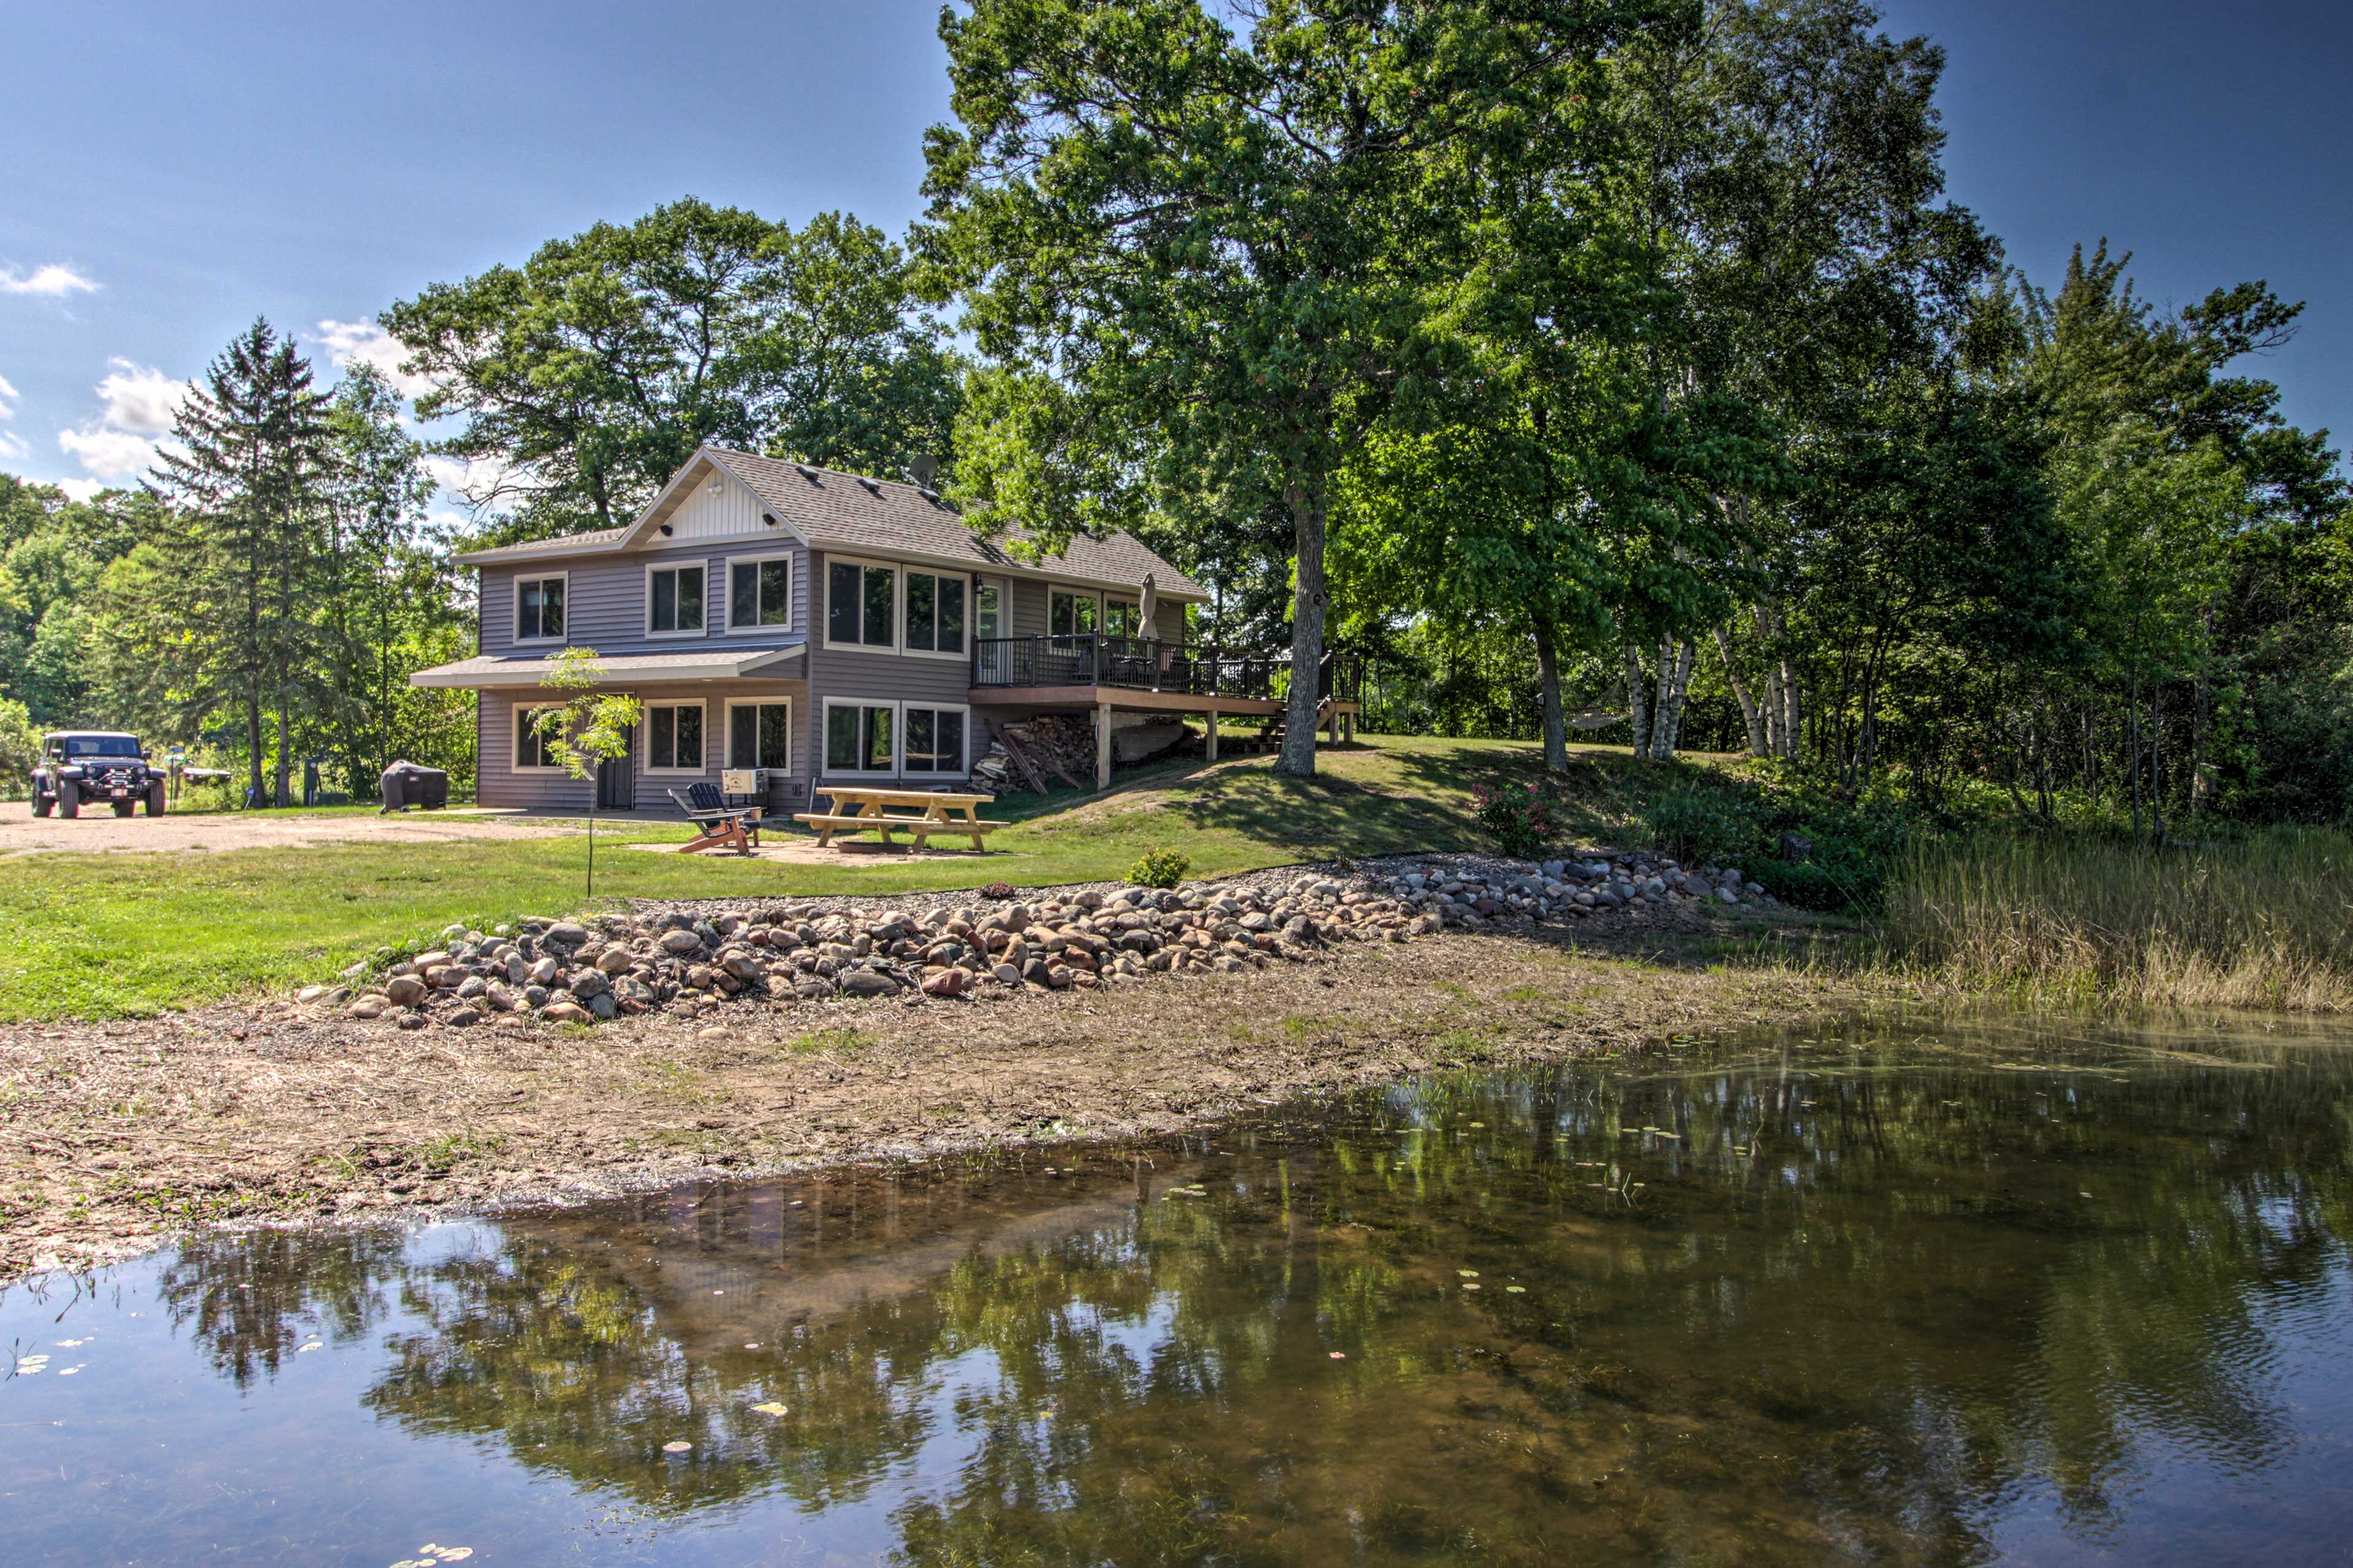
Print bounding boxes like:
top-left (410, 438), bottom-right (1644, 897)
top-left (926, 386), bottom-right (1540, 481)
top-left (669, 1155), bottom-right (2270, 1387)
top-left (150, 319), bottom-right (333, 806)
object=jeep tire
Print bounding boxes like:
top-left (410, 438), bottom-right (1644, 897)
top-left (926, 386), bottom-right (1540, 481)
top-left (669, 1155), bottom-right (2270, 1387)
top-left (32, 792), bottom-right (51, 817)
top-left (112, 800), bottom-right (135, 818)
top-left (57, 779), bottom-right (79, 818)
top-left (145, 781), bottom-right (167, 816)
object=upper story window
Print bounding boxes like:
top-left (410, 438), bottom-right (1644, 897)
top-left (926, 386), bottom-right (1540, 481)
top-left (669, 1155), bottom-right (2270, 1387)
top-left (515, 575), bottom-right (566, 643)
top-left (905, 570), bottom-right (966, 656)
top-left (826, 558), bottom-right (896, 650)
top-left (727, 555), bottom-right (792, 632)
top-left (1050, 590), bottom-right (1099, 637)
top-left (1105, 597), bottom-right (1141, 637)
top-left (646, 564), bottom-right (705, 636)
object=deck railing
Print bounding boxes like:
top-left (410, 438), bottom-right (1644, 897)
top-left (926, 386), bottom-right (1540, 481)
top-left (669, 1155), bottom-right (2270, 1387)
top-left (971, 635), bottom-right (1363, 705)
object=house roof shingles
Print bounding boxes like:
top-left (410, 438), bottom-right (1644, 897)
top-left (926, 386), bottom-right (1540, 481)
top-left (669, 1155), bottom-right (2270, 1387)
top-left (458, 447), bottom-right (1207, 600)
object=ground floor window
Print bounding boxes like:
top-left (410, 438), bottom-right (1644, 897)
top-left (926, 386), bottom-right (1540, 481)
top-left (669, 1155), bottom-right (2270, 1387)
top-left (903, 705), bottom-right (968, 773)
top-left (513, 704), bottom-right (563, 771)
top-left (645, 702), bottom-right (705, 773)
top-left (727, 700), bottom-right (793, 771)
top-left (824, 700), bottom-right (895, 775)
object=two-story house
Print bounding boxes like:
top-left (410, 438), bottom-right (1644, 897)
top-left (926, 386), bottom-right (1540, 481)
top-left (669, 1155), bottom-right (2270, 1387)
top-left (411, 447), bottom-right (1355, 817)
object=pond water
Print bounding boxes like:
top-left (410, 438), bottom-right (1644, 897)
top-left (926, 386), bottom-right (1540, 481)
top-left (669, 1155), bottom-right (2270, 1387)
top-left (6, 1012), bottom-right (2353, 1566)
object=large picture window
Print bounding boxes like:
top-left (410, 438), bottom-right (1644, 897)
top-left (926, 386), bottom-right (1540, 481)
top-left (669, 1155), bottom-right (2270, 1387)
top-left (1049, 590), bottom-right (1099, 637)
top-left (727, 700), bottom-right (793, 771)
top-left (727, 555), bottom-right (792, 632)
top-left (646, 564), bottom-right (705, 635)
top-left (902, 705), bottom-right (968, 774)
top-left (513, 704), bottom-right (563, 770)
top-left (825, 559), bottom-right (896, 649)
top-left (645, 702), bottom-right (705, 773)
top-left (515, 576), bottom-right (566, 642)
top-left (904, 570), bottom-right (966, 656)
top-left (1105, 597), bottom-right (1141, 637)
top-left (824, 700), bottom-right (895, 774)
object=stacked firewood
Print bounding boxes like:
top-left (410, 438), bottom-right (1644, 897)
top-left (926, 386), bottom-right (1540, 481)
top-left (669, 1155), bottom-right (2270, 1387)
top-left (970, 713), bottom-right (1098, 794)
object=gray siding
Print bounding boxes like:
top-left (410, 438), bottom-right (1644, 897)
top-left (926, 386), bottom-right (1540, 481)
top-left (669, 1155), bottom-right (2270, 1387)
top-left (806, 548), bottom-right (985, 784)
top-left (472, 537), bottom-right (1198, 803)
top-left (476, 678), bottom-right (811, 813)
top-left (482, 539), bottom-right (808, 661)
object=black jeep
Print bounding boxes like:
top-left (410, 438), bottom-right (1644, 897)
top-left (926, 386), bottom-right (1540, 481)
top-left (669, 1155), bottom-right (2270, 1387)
top-left (31, 732), bottom-right (167, 818)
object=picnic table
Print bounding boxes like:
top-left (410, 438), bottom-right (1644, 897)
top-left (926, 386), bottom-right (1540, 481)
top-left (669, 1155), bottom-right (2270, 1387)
top-left (794, 787), bottom-right (1007, 851)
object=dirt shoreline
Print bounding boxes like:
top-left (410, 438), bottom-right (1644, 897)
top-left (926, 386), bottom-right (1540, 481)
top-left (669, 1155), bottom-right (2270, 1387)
top-left (0, 921), bottom-right (1877, 1282)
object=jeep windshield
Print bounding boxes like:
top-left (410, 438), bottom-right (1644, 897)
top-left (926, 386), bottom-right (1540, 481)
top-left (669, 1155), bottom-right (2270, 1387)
top-left (56, 737), bottom-right (141, 758)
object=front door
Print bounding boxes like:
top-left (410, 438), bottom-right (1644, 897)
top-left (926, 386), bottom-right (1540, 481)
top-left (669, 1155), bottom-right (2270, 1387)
top-left (596, 725), bottom-right (634, 809)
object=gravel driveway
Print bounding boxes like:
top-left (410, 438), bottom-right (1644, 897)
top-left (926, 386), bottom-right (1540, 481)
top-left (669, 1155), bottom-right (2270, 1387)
top-left (0, 806), bottom-right (599, 856)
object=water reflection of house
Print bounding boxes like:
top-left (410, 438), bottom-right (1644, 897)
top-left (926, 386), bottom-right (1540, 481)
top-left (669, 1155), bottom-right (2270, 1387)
top-left (501, 1159), bottom-right (1214, 1350)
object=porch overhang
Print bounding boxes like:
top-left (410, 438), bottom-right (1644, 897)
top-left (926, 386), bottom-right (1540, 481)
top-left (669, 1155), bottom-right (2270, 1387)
top-left (409, 645), bottom-right (806, 689)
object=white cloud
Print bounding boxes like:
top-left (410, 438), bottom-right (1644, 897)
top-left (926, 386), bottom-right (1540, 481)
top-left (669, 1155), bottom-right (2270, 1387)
top-left (0, 433), bottom-right (26, 461)
top-left (0, 263), bottom-right (99, 298)
top-left (425, 452), bottom-right (525, 507)
top-left (55, 477), bottom-right (105, 502)
top-left (0, 372), bottom-right (18, 411)
top-left (58, 423), bottom-right (168, 478)
top-left (314, 319), bottom-right (436, 400)
top-left (56, 358), bottom-right (193, 483)
top-left (92, 359), bottom-right (189, 435)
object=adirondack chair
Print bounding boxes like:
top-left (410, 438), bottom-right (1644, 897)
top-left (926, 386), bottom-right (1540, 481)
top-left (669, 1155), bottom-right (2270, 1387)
top-left (666, 781), bottom-right (762, 855)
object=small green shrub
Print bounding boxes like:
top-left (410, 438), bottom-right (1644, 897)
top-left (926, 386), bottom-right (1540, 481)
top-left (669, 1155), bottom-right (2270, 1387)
top-left (1471, 780), bottom-right (1564, 860)
top-left (1640, 781), bottom-right (1767, 865)
top-left (1131, 846), bottom-right (1192, 888)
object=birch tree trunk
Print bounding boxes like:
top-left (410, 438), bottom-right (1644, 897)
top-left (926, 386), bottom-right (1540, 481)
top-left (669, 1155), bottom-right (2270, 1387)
top-left (1623, 642), bottom-right (1650, 760)
top-left (1713, 625), bottom-right (1767, 756)
top-left (1652, 639), bottom-right (1697, 759)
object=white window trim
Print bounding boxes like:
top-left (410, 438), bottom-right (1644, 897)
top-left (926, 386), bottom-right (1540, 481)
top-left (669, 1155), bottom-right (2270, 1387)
top-left (511, 702), bottom-right (567, 773)
top-left (820, 695), bottom-right (901, 777)
top-left (640, 698), bottom-right (710, 776)
top-left (643, 561), bottom-right (710, 640)
top-left (722, 551), bottom-right (795, 635)
top-left (822, 555), bottom-right (902, 654)
top-left (901, 567), bottom-right (971, 663)
top-left (513, 572), bottom-right (569, 646)
top-left (900, 700), bottom-right (973, 777)
top-left (722, 696), bottom-right (795, 774)
top-left (1048, 587), bottom-right (1104, 638)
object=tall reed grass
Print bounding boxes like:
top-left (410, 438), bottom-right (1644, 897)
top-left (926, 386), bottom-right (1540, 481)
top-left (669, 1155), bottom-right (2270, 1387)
top-left (1881, 828), bottom-right (2353, 1012)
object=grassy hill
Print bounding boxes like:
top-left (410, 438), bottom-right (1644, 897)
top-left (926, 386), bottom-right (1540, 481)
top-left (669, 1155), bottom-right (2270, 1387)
top-left (0, 736), bottom-right (1689, 1022)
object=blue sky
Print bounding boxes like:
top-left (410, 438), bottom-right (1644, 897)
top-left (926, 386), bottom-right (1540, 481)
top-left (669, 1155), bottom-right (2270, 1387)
top-left (2, 0), bottom-right (2344, 509)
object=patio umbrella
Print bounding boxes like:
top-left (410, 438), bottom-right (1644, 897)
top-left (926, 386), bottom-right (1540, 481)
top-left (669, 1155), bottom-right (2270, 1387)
top-left (1138, 572), bottom-right (1157, 641)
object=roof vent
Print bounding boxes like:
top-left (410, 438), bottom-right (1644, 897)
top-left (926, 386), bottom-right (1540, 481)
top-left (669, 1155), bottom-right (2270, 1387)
top-left (857, 477), bottom-right (882, 496)
top-left (794, 464), bottom-right (820, 484)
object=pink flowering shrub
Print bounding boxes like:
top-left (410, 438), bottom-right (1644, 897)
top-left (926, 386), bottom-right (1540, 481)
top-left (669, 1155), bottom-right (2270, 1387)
top-left (1470, 779), bottom-right (1565, 860)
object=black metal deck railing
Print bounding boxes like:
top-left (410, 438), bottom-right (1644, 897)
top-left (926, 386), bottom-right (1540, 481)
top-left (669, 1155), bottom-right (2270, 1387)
top-left (971, 635), bottom-right (1364, 705)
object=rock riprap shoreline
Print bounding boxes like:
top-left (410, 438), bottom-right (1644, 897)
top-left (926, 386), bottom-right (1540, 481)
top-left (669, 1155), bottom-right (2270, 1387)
top-left (303, 849), bottom-right (1778, 1029)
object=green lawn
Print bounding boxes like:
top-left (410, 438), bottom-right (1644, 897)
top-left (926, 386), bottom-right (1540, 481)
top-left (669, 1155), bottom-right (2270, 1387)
top-left (0, 736), bottom-right (1666, 1022)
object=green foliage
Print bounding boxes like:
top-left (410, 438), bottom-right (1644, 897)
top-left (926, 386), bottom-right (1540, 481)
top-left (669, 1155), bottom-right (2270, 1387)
top-left (384, 197), bottom-right (960, 542)
top-left (1128, 846), bottom-right (1191, 889)
top-left (1640, 783), bottom-right (1767, 866)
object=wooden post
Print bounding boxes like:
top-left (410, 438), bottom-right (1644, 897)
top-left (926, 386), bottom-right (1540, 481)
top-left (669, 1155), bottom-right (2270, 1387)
top-left (1096, 702), bottom-right (1114, 792)
top-left (1205, 707), bottom-right (1219, 762)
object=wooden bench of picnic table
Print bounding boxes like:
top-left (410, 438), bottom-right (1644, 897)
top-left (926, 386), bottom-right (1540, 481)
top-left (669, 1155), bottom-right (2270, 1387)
top-left (794, 787), bottom-right (1007, 852)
